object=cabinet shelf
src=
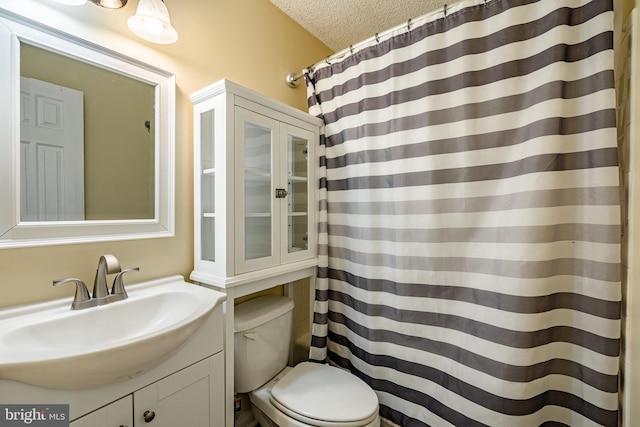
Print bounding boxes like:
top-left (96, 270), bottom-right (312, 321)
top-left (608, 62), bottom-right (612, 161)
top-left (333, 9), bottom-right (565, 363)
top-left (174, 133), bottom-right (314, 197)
top-left (288, 175), bottom-right (308, 182)
top-left (245, 212), bottom-right (271, 218)
top-left (202, 168), bottom-right (215, 175)
top-left (245, 168), bottom-right (270, 177)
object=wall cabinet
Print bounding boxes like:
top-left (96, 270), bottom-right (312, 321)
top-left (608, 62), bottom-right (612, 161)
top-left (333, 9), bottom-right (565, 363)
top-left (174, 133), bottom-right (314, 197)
top-left (190, 80), bottom-right (322, 289)
top-left (70, 354), bottom-right (224, 427)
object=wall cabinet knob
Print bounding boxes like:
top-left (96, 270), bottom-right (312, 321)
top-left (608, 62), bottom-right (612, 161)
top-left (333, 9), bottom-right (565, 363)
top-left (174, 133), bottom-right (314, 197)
top-left (143, 410), bottom-right (156, 423)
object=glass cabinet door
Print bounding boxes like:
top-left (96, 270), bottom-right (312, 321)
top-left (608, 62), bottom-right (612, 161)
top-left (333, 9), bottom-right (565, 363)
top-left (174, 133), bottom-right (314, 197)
top-left (244, 121), bottom-right (272, 261)
top-left (282, 124), bottom-right (314, 263)
top-left (200, 109), bottom-right (215, 262)
top-left (286, 131), bottom-right (309, 253)
top-left (235, 107), bottom-right (279, 272)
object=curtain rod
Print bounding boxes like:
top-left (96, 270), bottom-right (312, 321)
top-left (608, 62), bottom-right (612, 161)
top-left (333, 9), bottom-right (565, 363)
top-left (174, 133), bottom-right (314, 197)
top-left (285, 0), bottom-right (486, 88)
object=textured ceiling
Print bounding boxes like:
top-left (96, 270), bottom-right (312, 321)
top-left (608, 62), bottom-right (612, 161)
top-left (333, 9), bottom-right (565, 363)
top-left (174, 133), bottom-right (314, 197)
top-left (269, 0), bottom-right (457, 52)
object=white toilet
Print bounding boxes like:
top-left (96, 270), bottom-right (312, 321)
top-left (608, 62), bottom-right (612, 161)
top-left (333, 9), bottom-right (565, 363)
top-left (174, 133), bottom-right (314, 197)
top-left (234, 295), bottom-right (380, 427)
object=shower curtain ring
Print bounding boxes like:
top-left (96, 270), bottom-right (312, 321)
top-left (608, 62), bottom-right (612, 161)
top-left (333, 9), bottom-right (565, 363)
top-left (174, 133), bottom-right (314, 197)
top-left (325, 56), bottom-right (331, 65)
top-left (350, 45), bottom-right (354, 55)
top-left (375, 32), bottom-right (380, 43)
top-left (444, 4), bottom-right (448, 16)
top-left (407, 18), bottom-right (412, 31)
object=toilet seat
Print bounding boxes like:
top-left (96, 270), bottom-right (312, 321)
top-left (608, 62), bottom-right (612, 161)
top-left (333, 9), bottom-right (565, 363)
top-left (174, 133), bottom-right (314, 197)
top-left (269, 362), bottom-right (379, 427)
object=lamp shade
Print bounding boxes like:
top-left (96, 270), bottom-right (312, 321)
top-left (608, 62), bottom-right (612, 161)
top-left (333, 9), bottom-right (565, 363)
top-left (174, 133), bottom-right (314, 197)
top-left (127, 0), bottom-right (178, 44)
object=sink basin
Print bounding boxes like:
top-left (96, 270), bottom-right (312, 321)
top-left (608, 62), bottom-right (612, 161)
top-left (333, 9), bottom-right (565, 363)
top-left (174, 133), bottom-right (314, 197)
top-left (0, 275), bottom-right (225, 389)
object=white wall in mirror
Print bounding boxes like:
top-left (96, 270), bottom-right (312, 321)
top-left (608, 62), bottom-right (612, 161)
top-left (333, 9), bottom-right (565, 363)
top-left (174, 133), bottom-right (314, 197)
top-left (0, 8), bottom-right (175, 248)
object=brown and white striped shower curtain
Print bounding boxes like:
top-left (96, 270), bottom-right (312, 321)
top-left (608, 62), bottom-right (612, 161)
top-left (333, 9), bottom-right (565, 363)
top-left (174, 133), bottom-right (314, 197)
top-left (305, 0), bottom-right (621, 425)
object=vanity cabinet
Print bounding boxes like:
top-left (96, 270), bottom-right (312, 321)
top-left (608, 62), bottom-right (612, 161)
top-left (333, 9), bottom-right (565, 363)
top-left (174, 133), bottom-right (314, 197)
top-left (0, 277), bottom-right (226, 427)
top-left (134, 354), bottom-right (224, 427)
top-left (70, 354), bottom-right (224, 427)
top-left (190, 79), bottom-right (322, 288)
top-left (70, 396), bottom-right (132, 427)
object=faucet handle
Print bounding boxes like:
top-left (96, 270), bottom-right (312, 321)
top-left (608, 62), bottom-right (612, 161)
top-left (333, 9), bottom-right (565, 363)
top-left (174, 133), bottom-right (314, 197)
top-left (110, 267), bottom-right (140, 301)
top-left (53, 278), bottom-right (93, 310)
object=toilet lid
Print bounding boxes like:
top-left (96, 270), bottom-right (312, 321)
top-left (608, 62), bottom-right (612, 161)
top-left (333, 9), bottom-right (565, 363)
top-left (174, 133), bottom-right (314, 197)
top-left (271, 362), bottom-right (379, 425)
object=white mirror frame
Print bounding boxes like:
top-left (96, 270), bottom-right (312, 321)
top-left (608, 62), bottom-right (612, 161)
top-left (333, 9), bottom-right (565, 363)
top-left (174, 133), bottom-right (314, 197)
top-left (0, 9), bottom-right (175, 248)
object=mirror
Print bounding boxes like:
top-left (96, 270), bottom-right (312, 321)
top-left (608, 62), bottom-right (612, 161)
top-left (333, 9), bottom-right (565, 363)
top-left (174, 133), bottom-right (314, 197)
top-left (0, 10), bottom-right (175, 248)
top-left (20, 43), bottom-right (156, 222)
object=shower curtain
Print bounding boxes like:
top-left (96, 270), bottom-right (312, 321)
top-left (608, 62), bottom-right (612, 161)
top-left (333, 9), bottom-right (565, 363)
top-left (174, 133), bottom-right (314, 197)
top-left (304, 0), bottom-right (621, 426)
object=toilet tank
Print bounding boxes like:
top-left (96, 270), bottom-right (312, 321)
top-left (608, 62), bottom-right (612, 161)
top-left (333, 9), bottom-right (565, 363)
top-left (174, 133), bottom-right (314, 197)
top-left (234, 295), bottom-right (295, 393)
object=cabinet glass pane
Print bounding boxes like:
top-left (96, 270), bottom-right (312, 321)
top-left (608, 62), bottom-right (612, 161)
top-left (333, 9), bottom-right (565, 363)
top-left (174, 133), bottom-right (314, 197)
top-left (245, 177), bottom-right (270, 214)
top-left (289, 135), bottom-right (308, 179)
top-left (201, 174), bottom-right (215, 213)
top-left (201, 110), bottom-right (215, 171)
top-left (244, 122), bottom-right (271, 173)
top-left (287, 134), bottom-right (308, 253)
top-left (202, 216), bottom-right (215, 261)
top-left (201, 110), bottom-right (215, 261)
top-left (246, 217), bottom-right (271, 260)
top-left (288, 214), bottom-right (308, 252)
top-left (244, 121), bottom-right (272, 260)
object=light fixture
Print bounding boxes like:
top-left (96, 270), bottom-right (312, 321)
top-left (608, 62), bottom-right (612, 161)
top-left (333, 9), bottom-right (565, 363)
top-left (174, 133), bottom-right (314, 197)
top-left (52, 0), bottom-right (127, 8)
top-left (127, 0), bottom-right (178, 44)
top-left (52, 0), bottom-right (88, 5)
top-left (89, 0), bottom-right (127, 8)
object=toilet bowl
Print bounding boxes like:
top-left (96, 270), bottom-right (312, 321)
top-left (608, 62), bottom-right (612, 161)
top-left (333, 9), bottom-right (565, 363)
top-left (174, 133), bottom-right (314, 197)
top-left (234, 296), bottom-right (380, 427)
top-left (250, 363), bottom-right (380, 427)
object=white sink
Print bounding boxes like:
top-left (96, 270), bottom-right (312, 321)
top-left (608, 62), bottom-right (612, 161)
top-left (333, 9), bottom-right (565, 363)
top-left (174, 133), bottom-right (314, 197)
top-left (0, 275), bottom-right (225, 389)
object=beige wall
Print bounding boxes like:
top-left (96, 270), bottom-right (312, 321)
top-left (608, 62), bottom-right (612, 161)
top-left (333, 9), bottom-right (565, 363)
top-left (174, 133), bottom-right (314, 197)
top-left (0, 0), bottom-right (331, 309)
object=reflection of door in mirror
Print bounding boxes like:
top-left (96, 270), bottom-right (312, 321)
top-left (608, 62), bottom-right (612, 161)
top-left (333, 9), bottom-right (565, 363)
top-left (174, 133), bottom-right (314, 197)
top-left (20, 77), bottom-right (85, 221)
top-left (20, 42), bottom-right (156, 222)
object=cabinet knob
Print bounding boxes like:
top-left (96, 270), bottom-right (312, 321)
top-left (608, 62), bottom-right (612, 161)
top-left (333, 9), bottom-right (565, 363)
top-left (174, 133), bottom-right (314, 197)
top-left (143, 410), bottom-right (156, 423)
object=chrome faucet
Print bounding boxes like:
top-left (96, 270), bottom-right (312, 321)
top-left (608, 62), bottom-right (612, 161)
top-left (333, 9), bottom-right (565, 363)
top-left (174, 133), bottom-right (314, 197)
top-left (53, 254), bottom-right (139, 310)
top-left (92, 254), bottom-right (121, 304)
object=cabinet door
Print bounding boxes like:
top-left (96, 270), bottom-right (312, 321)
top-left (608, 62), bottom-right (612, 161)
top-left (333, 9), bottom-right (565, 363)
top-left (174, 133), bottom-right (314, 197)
top-left (234, 107), bottom-right (280, 273)
top-left (281, 123), bottom-right (316, 264)
top-left (134, 354), bottom-right (224, 427)
top-left (70, 395), bottom-right (132, 427)
top-left (198, 108), bottom-right (216, 264)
